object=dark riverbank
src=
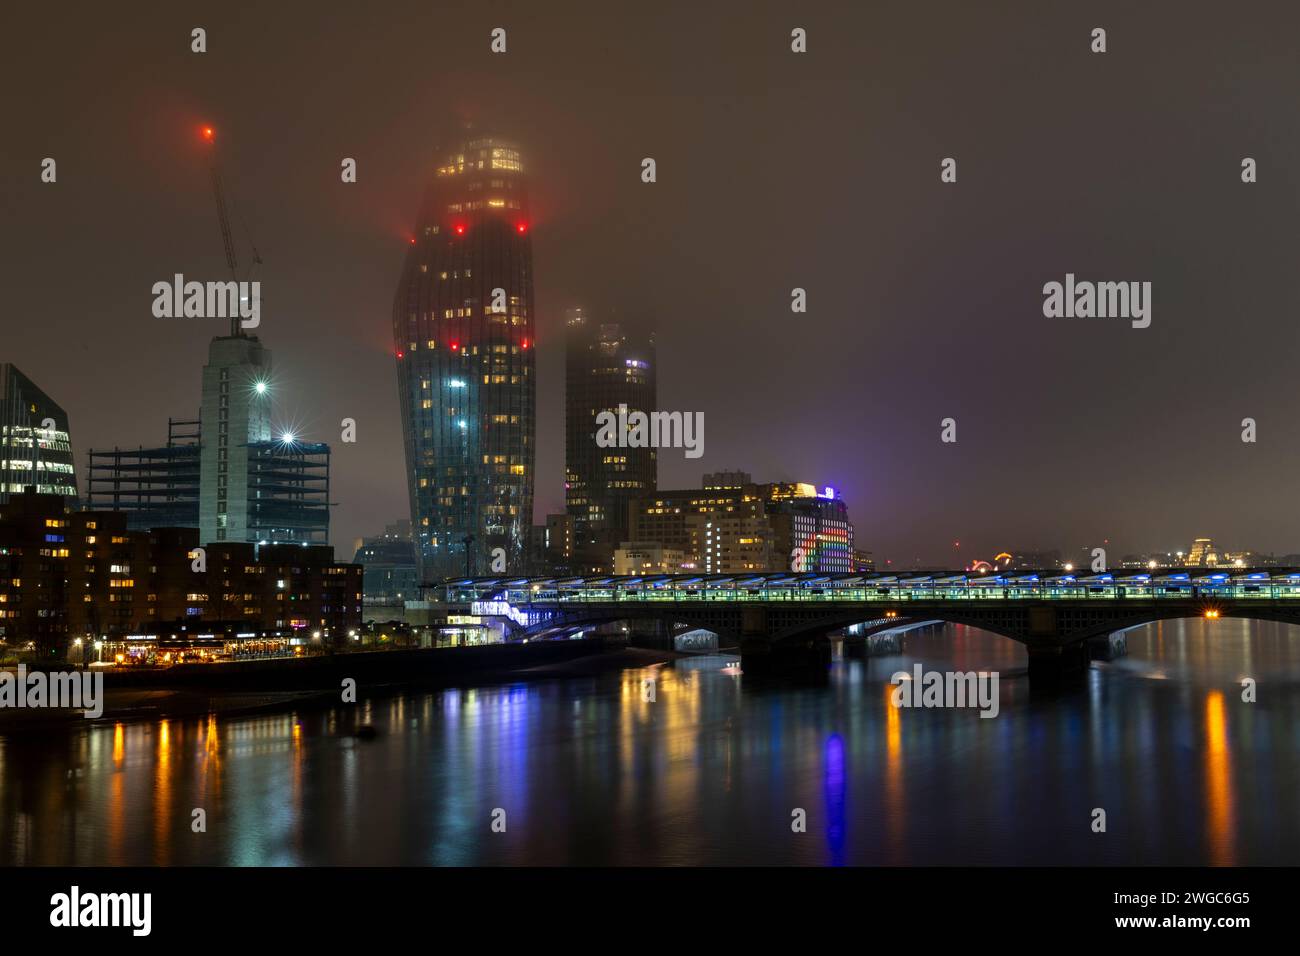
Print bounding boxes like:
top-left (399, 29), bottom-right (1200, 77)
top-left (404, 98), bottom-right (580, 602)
top-left (0, 641), bottom-right (683, 727)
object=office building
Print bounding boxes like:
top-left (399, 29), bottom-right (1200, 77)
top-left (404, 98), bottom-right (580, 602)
top-left (352, 521), bottom-right (419, 604)
top-left (613, 541), bottom-right (689, 575)
top-left (0, 364), bottom-right (77, 506)
top-left (628, 474), bottom-right (854, 573)
top-left (565, 309), bottom-right (656, 571)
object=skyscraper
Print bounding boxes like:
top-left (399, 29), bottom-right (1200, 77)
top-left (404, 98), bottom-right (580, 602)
top-left (199, 334), bottom-right (273, 544)
top-left (0, 364), bottom-right (77, 506)
top-left (565, 309), bottom-right (657, 571)
top-left (393, 129), bottom-right (536, 579)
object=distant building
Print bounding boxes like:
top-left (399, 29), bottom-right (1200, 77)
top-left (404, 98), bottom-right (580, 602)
top-left (0, 489), bottom-right (360, 659)
top-left (565, 309), bottom-right (656, 572)
top-left (613, 541), bottom-right (688, 575)
top-left (628, 476), bottom-right (853, 573)
top-left (1008, 549), bottom-right (1062, 570)
top-left (1186, 537), bottom-right (1217, 567)
top-left (352, 527), bottom-right (419, 604)
top-left (0, 364), bottom-right (77, 506)
top-left (851, 548), bottom-right (876, 573)
top-left (542, 512), bottom-right (575, 573)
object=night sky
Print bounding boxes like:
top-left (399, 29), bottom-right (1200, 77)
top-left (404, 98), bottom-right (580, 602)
top-left (6, 1), bottom-right (1300, 566)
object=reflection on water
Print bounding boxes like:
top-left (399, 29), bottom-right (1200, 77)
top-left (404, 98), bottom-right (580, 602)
top-left (2, 618), bottom-right (1300, 866)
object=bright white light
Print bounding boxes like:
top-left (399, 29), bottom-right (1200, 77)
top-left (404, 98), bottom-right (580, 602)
top-left (255, 381), bottom-right (268, 395)
top-left (458, 420), bottom-right (468, 430)
top-left (448, 379), bottom-right (466, 389)
top-left (281, 432), bottom-right (295, 443)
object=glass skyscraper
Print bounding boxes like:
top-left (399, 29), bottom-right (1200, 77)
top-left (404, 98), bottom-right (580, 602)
top-left (0, 364), bottom-right (77, 505)
top-left (393, 130), bottom-right (536, 579)
top-left (564, 309), bottom-right (657, 571)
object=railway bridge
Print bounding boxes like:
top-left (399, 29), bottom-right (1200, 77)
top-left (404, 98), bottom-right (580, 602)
top-left (430, 569), bottom-right (1300, 679)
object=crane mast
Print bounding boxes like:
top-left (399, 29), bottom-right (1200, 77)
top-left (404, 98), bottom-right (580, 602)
top-left (202, 126), bottom-right (258, 337)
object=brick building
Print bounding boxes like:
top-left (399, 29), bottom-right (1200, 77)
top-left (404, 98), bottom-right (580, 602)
top-left (0, 489), bottom-right (361, 658)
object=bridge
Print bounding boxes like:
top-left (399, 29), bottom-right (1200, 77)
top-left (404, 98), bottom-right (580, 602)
top-left (430, 569), bottom-right (1300, 679)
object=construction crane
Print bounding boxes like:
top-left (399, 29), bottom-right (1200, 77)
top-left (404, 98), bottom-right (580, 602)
top-left (201, 125), bottom-right (261, 336)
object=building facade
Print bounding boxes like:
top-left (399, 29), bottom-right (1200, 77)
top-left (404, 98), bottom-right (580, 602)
top-left (565, 309), bottom-right (656, 571)
top-left (628, 474), bottom-right (854, 574)
top-left (352, 523), bottom-right (419, 605)
top-left (613, 541), bottom-right (688, 575)
top-left (393, 129), bottom-right (536, 579)
top-left (0, 364), bottom-right (77, 506)
top-left (0, 490), bottom-right (360, 658)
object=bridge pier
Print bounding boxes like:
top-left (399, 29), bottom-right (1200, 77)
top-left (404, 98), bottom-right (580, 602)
top-left (1026, 642), bottom-right (1089, 682)
top-left (1087, 631), bottom-right (1129, 662)
top-left (841, 631), bottom-right (903, 659)
top-left (741, 638), bottom-right (831, 679)
top-left (626, 618), bottom-right (673, 652)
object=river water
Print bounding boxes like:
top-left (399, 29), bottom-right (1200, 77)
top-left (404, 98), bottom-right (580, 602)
top-left (2, 618), bottom-right (1299, 865)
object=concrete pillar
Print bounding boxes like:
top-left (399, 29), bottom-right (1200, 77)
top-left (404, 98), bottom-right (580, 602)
top-left (1026, 642), bottom-right (1089, 682)
top-left (1087, 631), bottom-right (1129, 662)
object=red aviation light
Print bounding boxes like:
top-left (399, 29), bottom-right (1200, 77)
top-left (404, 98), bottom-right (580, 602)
top-left (396, 350), bottom-right (404, 359)
top-left (516, 222), bottom-right (528, 234)
top-left (409, 237), bottom-right (416, 244)
top-left (521, 338), bottom-right (530, 349)
top-left (450, 341), bottom-right (460, 351)
top-left (202, 126), bottom-right (215, 141)
top-left (453, 224), bottom-right (466, 236)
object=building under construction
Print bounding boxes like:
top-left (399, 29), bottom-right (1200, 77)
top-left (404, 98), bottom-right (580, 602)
top-left (87, 418), bottom-right (200, 530)
top-left (88, 417), bottom-right (330, 546)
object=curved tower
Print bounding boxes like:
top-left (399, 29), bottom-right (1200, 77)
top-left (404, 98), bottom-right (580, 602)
top-left (393, 131), bottom-right (536, 579)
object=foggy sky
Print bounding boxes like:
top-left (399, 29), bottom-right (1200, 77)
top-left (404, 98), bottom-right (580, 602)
top-left (6, 1), bottom-right (1300, 566)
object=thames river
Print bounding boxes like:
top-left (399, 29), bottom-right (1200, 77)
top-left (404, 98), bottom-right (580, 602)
top-left (2, 619), bottom-right (1299, 866)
